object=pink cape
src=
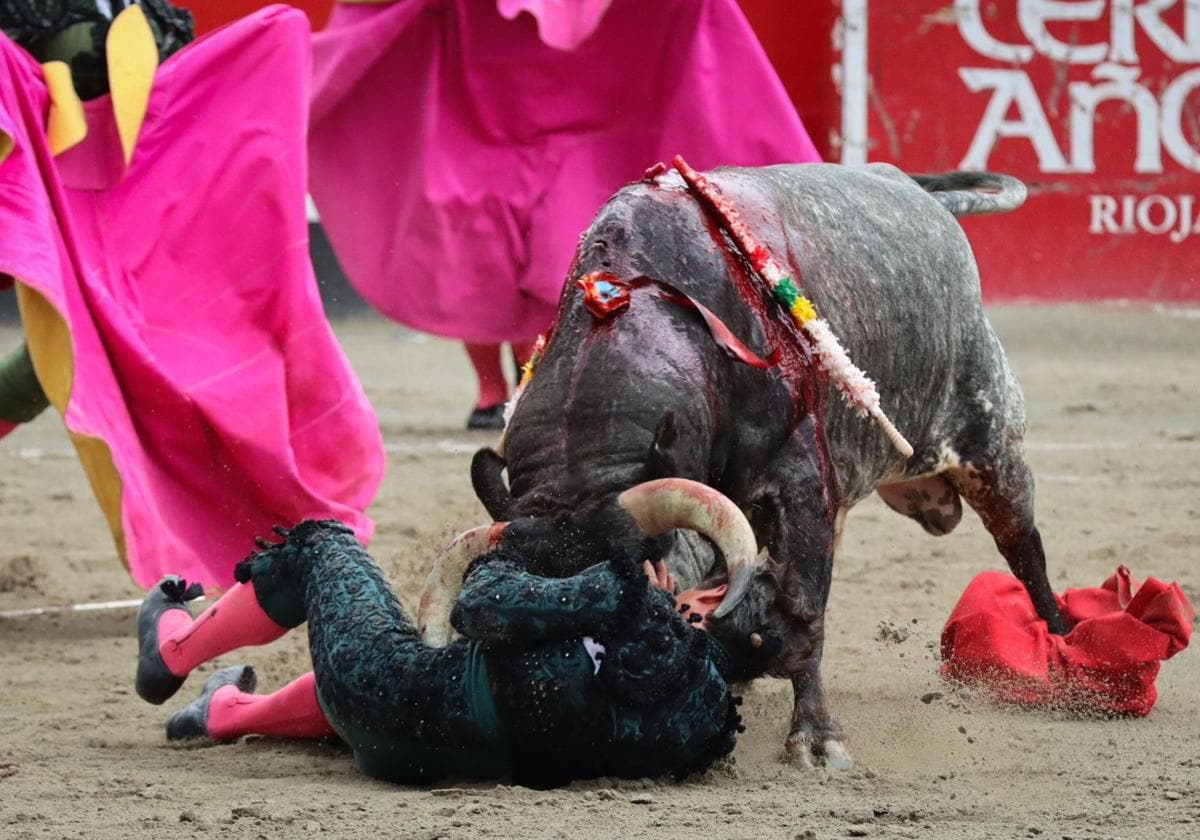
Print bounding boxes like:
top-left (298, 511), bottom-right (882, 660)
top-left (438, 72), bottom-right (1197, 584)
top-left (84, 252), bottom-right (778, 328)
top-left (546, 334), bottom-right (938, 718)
top-left (308, 0), bottom-right (821, 344)
top-left (0, 7), bottom-right (385, 589)
top-left (941, 567), bottom-right (1195, 716)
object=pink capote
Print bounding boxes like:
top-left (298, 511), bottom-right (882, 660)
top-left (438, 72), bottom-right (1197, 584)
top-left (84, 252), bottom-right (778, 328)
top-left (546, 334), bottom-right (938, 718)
top-left (0, 7), bottom-right (384, 588)
top-left (309, 0), bottom-right (821, 344)
top-left (494, 0), bottom-right (612, 50)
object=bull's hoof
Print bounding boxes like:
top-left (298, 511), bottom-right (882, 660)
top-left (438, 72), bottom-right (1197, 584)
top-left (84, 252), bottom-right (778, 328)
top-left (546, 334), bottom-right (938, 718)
top-left (784, 731), bottom-right (854, 770)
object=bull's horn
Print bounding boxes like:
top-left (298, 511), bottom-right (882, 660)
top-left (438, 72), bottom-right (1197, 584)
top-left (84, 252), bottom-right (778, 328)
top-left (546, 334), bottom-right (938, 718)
top-left (617, 478), bottom-right (761, 619)
top-left (417, 522), bottom-right (508, 646)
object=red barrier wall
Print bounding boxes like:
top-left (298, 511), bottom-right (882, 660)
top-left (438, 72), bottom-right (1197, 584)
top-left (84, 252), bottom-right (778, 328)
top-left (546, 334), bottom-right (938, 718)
top-left (179, 1), bottom-right (331, 32)
top-left (737, 0), bottom-right (841, 159)
top-left (833, 1), bottom-right (1198, 301)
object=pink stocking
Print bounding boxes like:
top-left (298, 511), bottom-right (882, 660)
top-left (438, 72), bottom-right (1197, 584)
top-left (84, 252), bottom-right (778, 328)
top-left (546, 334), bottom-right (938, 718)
top-left (207, 671), bottom-right (333, 741)
top-left (158, 582), bottom-right (288, 678)
top-left (0, 419), bottom-right (15, 440)
top-left (463, 342), bottom-right (509, 409)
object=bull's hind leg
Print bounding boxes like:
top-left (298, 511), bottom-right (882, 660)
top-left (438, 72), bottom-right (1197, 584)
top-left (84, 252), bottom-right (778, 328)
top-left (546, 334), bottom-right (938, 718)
top-left (947, 453), bottom-right (1068, 635)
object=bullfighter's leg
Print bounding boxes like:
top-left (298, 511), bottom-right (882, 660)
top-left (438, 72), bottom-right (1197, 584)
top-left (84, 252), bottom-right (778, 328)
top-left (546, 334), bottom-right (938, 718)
top-left (151, 520), bottom-right (502, 782)
top-left (947, 455), bottom-right (1068, 635)
top-left (250, 520), bottom-right (505, 783)
top-left (749, 419), bottom-right (851, 769)
top-left (136, 573), bottom-right (289, 705)
top-left (167, 668), bottom-right (335, 742)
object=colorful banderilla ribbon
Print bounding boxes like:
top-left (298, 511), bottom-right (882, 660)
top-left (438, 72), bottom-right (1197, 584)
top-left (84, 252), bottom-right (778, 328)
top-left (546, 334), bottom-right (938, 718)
top-left (670, 155), bottom-right (914, 459)
top-left (496, 331), bottom-right (548, 454)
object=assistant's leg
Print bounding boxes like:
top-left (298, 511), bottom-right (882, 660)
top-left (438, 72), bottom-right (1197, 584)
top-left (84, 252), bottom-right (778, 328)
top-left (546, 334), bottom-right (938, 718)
top-left (0, 341), bottom-right (50, 430)
top-left (463, 342), bottom-right (508, 429)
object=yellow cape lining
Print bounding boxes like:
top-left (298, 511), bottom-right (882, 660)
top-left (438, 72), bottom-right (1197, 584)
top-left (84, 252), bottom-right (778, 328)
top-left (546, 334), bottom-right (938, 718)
top-left (106, 4), bottom-right (158, 165)
top-left (7, 5), bottom-right (161, 570)
top-left (38, 5), bottom-right (158, 164)
top-left (41, 61), bottom-right (87, 155)
top-left (15, 283), bottom-right (128, 566)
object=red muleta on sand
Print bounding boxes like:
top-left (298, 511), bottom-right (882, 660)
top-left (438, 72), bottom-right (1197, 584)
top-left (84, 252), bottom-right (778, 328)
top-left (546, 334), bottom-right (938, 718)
top-left (941, 567), bottom-right (1194, 715)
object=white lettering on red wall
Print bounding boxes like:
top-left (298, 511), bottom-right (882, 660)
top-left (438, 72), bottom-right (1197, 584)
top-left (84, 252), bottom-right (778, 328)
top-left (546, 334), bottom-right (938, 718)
top-left (956, 0), bottom-right (1200, 177)
top-left (1089, 193), bottom-right (1200, 240)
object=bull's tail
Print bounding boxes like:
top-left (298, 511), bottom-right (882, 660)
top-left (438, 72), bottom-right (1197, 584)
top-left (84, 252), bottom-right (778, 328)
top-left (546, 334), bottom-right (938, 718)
top-left (909, 171), bottom-right (1027, 217)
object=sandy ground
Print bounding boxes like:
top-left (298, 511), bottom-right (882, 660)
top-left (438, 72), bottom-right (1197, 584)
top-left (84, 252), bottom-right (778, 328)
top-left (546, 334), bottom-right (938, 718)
top-left (0, 305), bottom-right (1197, 840)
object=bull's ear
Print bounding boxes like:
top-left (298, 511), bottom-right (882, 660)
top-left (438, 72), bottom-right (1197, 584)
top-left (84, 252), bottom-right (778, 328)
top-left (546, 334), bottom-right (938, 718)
top-left (641, 411), bottom-right (679, 481)
top-left (470, 447), bottom-right (512, 520)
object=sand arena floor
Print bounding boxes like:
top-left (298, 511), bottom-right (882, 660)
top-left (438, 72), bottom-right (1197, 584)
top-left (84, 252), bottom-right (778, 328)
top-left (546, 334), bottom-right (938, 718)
top-left (0, 305), bottom-right (1197, 839)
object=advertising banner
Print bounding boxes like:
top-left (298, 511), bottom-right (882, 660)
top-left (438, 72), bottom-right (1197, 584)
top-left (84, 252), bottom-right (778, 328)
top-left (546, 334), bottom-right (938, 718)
top-left (832, 0), bottom-right (1199, 300)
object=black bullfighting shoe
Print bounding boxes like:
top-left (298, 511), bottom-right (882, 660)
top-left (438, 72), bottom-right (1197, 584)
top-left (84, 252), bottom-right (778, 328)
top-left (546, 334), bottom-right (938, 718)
top-left (166, 665), bottom-right (257, 741)
top-left (136, 575), bottom-right (204, 705)
top-left (466, 404), bottom-right (506, 430)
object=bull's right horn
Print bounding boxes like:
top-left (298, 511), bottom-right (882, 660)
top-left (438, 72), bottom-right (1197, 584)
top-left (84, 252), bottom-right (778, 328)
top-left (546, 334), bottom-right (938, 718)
top-left (417, 522), bottom-right (507, 646)
top-left (617, 478), bottom-right (762, 619)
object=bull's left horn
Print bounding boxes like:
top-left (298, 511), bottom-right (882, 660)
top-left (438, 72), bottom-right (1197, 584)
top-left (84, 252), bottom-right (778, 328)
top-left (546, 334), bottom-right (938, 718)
top-left (418, 522), bottom-right (508, 646)
top-left (617, 478), bottom-right (761, 619)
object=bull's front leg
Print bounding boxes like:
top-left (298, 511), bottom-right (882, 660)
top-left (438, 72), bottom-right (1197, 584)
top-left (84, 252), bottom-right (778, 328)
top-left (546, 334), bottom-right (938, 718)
top-left (748, 419), bottom-right (851, 769)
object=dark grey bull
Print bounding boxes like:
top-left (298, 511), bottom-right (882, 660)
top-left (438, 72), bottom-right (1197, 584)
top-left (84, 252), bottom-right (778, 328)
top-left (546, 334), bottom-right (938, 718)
top-left (423, 162), bottom-right (1067, 768)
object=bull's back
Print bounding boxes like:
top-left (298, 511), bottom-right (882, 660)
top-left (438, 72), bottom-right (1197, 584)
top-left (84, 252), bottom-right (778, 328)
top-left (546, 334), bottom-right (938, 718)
top-left (712, 164), bottom-right (1019, 500)
top-left (510, 163), bottom-right (1020, 508)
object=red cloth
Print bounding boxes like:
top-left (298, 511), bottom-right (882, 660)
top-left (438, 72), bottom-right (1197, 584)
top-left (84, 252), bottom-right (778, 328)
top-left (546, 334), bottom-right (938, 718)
top-left (941, 567), bottom-right (1194, 716)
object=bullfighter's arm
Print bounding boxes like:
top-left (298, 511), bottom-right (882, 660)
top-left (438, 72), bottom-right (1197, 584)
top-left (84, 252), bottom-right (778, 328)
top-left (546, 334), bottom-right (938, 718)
top-left (449, 555), bottom-right (670, 645)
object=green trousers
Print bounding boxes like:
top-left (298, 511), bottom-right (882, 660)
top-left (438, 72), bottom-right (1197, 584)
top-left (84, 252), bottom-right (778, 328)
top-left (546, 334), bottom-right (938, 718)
top-left (0, 341), bottom-right (49, 424)
top-left (237, 521), bottom-right (510, 784)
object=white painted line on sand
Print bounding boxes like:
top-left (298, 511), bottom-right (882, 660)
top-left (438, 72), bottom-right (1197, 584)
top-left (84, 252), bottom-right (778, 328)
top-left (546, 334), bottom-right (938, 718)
top-left (1152, 305), bottom-right (1200, 321)
top-left (1037, 473), bottom-right (1113, 485)
top-left (382, 439), bottom-right (1200, 456)
top-left (384, 439), bottom-right (481, 456)
top-left (4, 440), bottom-right (486, 460)
top-left (0, 596), bottom-right (210, 620)
top-left (1026, 440), bottom-right (1200, 452)
top-left (0, 597), bottom-right (142, 618)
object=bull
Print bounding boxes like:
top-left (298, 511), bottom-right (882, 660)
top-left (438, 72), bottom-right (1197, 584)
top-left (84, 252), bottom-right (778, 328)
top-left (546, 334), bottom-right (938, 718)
top-left (419, 161), bottom-right (1067, 768)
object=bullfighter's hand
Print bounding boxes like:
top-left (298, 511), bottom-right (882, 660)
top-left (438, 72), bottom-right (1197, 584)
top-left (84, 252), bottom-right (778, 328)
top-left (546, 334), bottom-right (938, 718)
top-left (642, 559), bottom-right (676, 595)
top-left (673, 583), bottom-right (728, 630)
